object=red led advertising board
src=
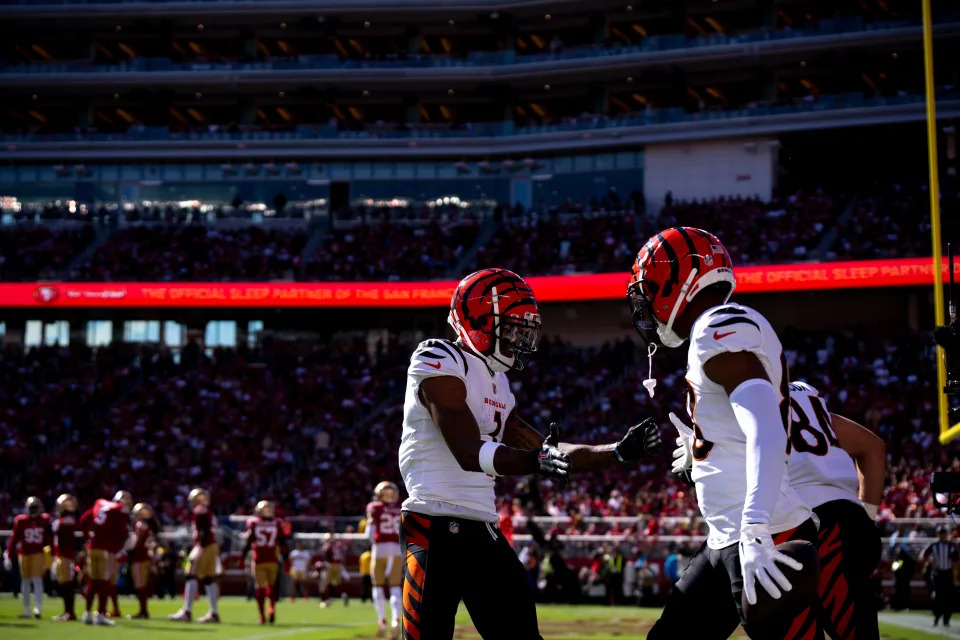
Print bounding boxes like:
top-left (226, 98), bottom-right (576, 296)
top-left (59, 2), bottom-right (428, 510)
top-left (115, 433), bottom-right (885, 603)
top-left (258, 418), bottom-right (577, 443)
top-left (0, 258), bottom-right (953, 308)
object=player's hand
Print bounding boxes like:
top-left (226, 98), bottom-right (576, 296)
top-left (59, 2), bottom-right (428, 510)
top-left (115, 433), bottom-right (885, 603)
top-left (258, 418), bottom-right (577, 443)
top-left (669, 412), bottom-right (695, 474)
top-left (739, 524), bottom-right (803, 605)
top-left (538, 423), bottom-right (571, 485)
top-left (2, 553), bottom-right (11, 571)
top-left (614, 418), bottom-right (664, 462)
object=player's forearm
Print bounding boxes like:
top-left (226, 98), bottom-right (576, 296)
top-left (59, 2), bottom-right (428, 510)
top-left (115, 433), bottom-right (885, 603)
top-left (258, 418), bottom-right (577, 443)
top-left (492, 446), bottom-right (540, 475)
top-left (560, 442), bottom-right (618, 472)
top-left (854, 451), bottom-right (884, 507)
top-left (731, 380), bottom-right (788, 528)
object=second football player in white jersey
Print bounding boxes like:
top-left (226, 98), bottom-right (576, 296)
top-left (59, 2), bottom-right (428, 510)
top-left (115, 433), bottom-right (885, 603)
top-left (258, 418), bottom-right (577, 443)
top-left (628, 227), bottom-right (821, 640)
top-left (786, 381), bottom-right (884, 640)
top-left (398, 268), bottom-right (663, 640)
top-left (673, 380), bottom-right (886, 640)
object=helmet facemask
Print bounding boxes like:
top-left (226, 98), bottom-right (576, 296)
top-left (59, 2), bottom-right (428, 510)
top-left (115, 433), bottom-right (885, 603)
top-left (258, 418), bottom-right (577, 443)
top-left (488, 288), bottom-right (541, 372)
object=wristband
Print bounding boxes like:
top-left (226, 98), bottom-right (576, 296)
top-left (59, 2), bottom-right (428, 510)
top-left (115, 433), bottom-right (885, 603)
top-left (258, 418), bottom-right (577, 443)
top-left (478, 441), bottom-right (503, 476)
top-left (614, 445), bottom-right (626, 464)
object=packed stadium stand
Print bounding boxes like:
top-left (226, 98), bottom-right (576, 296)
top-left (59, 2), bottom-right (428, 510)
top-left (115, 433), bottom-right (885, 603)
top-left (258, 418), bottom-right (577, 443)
top-left (3, 0), bottom-right (960, 623)
top-left (0, 320), bottom-right (943, 530)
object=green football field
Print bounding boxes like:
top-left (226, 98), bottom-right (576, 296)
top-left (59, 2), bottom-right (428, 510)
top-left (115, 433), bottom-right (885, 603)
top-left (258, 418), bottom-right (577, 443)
top-left (0, 595), bottom-right (951, 639)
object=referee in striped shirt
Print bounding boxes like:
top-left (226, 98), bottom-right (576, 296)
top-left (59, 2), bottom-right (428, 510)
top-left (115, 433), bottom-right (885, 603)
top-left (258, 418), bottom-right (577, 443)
top-left (923, 525), bottom-right (960, 627)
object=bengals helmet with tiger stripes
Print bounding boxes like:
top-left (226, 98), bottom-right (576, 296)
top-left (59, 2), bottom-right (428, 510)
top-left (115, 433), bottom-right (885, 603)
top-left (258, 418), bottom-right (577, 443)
top-left (627, 227), bottom-right (735, 348)
top-left (448, 268), bottom-right (541, 372)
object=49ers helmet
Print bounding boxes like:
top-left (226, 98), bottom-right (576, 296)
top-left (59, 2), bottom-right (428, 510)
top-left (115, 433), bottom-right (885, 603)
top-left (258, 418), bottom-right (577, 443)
top-left (56, 494), bottom-right (77, 515)
top-left (255, 500), bottom-right (275, 519)
top-left (448, 268), bottom-right (541, 372)
top-left (133, 503), bottom-right (153, 521)
top-left (188, 488), bottom-right (211, 508)
top-left (113, 490), bottom-right (133, 512)
top-left (627, 227), bottom-right (735, 348)
top-left (373, 481), bottom-right (399, 505)
top-left (25, 496), bottom-right (43, 516)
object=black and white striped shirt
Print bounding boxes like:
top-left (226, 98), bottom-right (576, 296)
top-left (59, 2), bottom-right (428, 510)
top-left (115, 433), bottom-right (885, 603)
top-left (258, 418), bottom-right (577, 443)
top-left (924, 540), bottom-right (960, 572)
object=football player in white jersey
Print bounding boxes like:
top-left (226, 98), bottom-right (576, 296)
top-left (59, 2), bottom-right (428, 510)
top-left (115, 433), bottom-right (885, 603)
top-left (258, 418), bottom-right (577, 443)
top-left (786, 381), bottom-right (884, 639)
top-left (673, 381), bottom-right (886, 639)
top-left (399, 267), bottom-right (663, 640)
top-left (629, 227), bottom-right (820, 640)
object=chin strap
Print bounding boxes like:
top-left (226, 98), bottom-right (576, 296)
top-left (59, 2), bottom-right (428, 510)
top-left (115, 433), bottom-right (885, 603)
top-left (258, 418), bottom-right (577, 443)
top-left (642, 343), bottom-right (657, 398)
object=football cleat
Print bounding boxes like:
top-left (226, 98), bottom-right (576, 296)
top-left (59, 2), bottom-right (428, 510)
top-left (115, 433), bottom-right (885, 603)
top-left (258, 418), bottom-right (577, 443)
top-left (132, 503), bottom-right (153, 521)
top-left (56, 494), bottom-right (78, 516)
top-left (627, 227), bottom-right (735, 349)
top-left (81, 611), bottom-right (93, 625)
top-left (377, 620), bottom-right (389, 638)
top-left (94, 613), bottom-right (116, 626)
top-left (53, 612), bottom-right (77, 622)
top-left (33, 608), bottom-right (41, 619)
top-left (168, 609), bottom-right (192, 622)
top-left (127, 612), bottom-right (149, 620)
top-left (188, 488), bottom-right (211, 508)
top-left (25, 496), bottom-right (43, 516)
top-left (18, 612), bottom-right (31, 619)
top-left (197, 612), bottom-right (220, 624)
top-left (448, 268), bottom-right (541, 373)
top-left (255, 500), bottom-right (275, 519)
top-left (268, 609), bottom-right (275, 624)
top-left (374, 481), bottom-right (399, 505)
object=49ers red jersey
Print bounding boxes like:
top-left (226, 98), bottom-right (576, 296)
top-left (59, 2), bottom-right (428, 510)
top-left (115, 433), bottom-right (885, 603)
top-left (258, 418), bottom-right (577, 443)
top-left (192, 504), bottom-right (217, 547)
top-left (53, 514), bottom-right (77, 559)
top-left (366, 501), bottom-right (402, 544)
top-left (130, 520), bottom-right (154, 563)
top-left (323, 541), bottom-right (345, 564)
top-left (79, 499), bottom-right (130, 553)
top-left (245, 517), bottom-right (287, 564)
top-left (7, 514), bottom-right (52, 557)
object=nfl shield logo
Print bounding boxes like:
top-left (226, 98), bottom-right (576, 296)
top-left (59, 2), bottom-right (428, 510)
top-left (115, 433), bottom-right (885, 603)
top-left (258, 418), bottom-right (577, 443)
top-left (449, 521), bottom-right (459, 534)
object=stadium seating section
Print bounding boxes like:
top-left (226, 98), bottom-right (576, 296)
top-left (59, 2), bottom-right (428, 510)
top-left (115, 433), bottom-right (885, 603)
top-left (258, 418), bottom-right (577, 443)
top-left (3, 185), bottom-right (958, 284)
top-left (0, 322), bottom-right (943, 530)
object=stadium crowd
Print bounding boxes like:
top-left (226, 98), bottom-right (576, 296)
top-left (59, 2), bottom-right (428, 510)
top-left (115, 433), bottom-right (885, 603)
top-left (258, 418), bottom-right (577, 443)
top-left (0, 321), bottom-right (948, 530)
top-left (70, 225), bottom-right (308, 282)
top-left (3, 184), bottom-right (958, 283)
top-left (0, 225), bottom-right (94, 281)
top-left (305, 218), bottom-right (479, 281)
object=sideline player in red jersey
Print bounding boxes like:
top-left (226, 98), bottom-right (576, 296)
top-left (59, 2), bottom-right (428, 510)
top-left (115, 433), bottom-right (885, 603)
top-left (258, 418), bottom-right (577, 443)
top-left (320, 532), bottom-right (348, 607)
top-left (107, 490), bottom-right (133, 618)
top-left (52, 494), bottom-right (80, 621)
top-left (128, 503), bottom-right (157, 620)
top-left (169, 488), bottom-right (221, 623)
top-left (242, 500), bottom-right (289, 624)
top-left (4, 497), bottom-right (52, 619)
top-left (78, 495), bottom-right (130, 626)
top-left (366, 481), bottom-right (402, 638)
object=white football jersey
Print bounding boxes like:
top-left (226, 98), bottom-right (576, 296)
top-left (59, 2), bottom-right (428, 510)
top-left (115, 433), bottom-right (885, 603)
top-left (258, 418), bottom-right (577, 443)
top-left (686, 303), bottom-right (812, 549)
top-left (786, 381), bottom-right (860, 509)
top-left (399, 338), bottom-right (516, 523)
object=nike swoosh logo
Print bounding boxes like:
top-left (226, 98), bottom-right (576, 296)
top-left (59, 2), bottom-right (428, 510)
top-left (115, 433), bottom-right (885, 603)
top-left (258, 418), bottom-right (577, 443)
top-left (425, 361), bottom-right (442, 369)
top-left (713, 331), bottom-right (736, 340)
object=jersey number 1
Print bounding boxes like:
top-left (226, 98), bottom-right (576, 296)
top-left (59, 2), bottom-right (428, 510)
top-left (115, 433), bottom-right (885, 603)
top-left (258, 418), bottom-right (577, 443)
top-left (491, 411), bottom-right (503, 442)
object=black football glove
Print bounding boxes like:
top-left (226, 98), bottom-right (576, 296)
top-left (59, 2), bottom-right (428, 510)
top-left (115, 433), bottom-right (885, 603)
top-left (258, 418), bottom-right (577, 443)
top-left (538, 423), bottom-right (571, 485)
top-left (614, 417), bottom-right (664, 463)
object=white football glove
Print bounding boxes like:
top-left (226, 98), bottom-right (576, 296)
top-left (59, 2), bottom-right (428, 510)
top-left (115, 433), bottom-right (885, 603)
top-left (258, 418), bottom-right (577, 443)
top-left (3, 553), bottom-right (11, 572)
top-left (669, 412), bottom-right (694, 475)
top-left (739, 523), bottom-right (804, 605)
